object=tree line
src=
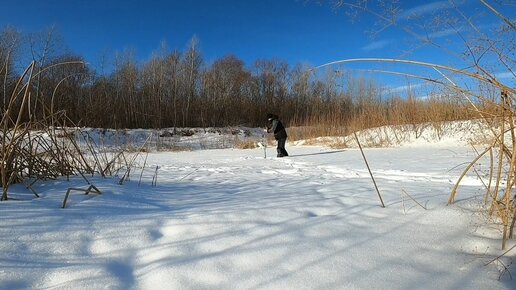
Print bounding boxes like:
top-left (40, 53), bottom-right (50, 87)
top-left (0, 26), bottom-right (476, 131)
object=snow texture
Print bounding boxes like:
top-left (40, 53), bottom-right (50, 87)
top-left (1, 125), bottom-right (515, 290)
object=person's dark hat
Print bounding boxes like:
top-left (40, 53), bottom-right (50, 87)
top-left (266, 113), bottom-right (275, 120)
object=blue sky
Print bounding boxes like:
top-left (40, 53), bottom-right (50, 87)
top-left (0, 0), bottom-right (513, 91)
top-left (1, 0), bottom-right (365, 66)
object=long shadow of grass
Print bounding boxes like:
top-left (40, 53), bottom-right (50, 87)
top-left (105, 260), bottom-right (135, 289)
top-left (0, 280), bottom-right (30, 290)
top-left (1, 149), bottom-right (502, 290)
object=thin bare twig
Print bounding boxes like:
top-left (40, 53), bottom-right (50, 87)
top-left (353, 131), bottom-right (385, 208)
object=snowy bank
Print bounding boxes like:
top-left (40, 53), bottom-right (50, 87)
top-left (295, 120), bottom-right (494, 148)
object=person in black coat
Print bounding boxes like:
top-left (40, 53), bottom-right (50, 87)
top-left (266, 113), bottom-right (289, 157)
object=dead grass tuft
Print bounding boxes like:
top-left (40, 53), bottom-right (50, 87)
top-left (235, 140), bottom-right (259, 149)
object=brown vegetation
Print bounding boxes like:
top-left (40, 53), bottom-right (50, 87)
top-left (0, 1), bottom-right (514, 250)
top-left (323, 0), bottom-right (515, 250)
top-left (0, 27), bottom-right (478, 135)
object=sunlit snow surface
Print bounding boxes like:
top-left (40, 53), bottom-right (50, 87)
top-left (1, 127), bottom-right (514, 289)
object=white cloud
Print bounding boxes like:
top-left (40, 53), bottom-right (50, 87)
top-left (428, 27), bottom-right (462, 38)
top-left (362, 39), bottom-right (392, 52)
top-left (385, 83), bottom-right (426, 93)
top-left (494, 71), bottom-right (514, 79)
top-left (400, 1), bottom-right (451, 19)
top-left (427, 21), bottom-right (503, 39)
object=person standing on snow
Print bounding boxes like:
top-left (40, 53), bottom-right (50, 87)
top-left (266, 113), bottom-right (289, 157)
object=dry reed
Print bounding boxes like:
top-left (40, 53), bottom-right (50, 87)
top-left (0, 61), bottom-right (124, 201)
top-left (314, 2), bottom-right (515, 249)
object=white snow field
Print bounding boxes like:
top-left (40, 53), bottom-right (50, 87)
top-left (1, 131), bottom-right (515, 289)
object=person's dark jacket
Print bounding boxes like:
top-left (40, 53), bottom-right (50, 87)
top-left (267, 114), bottom-right (287, 140)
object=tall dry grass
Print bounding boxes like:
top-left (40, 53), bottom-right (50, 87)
top-left (315, 0), bottom-right (515, 250)
top-left (314, 58), bottom-right (514, 250)
top-left (315, 64), bottom-right (514, 249)
top-left (287, 93), bottom-right (477, 142)
top-left (0, 61), bottom-right (134, 201)
top-left (448, 90), bottom-right (516, 250)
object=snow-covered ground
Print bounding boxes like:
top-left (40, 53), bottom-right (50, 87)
top-left (58, 120), bottom-right (493, 154)
top-left (1, 126), bottom-right (515, 289)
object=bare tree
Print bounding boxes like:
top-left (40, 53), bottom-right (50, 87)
top-left (112, 49), bottom-right (140, 128)
top-left (27, 26), bottom-right (67, 120)
top-left (180, 37), bottom-right (203, 126)
top-left (203, 55), bottom-right (251, 126)
top-left (163, 50), bottom-right (182, 128)
top-left (0, 27), bottom-right (21, 110)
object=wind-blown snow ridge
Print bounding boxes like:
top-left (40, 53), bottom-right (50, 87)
top-left (297, 120), bottom-right (493, 148)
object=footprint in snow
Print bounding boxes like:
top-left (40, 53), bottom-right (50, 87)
top-left (304, 211), bottom-right (318, 218)
top-left (148, 229), bottom-right (163, 241)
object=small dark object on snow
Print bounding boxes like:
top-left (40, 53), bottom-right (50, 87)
top-left (160, 131), bottom-right (173, 137)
